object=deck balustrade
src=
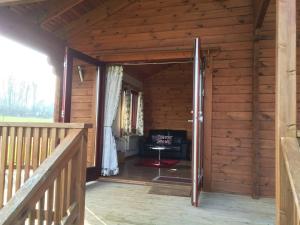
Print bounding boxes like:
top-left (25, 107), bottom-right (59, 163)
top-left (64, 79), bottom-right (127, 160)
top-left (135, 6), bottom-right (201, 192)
top-left (0, 123), bottom-right (89, 225)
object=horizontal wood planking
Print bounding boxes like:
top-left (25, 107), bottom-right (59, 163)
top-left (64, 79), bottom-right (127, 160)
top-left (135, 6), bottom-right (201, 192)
top-left (65, 0), bottom-right (277, 196)
top-left (143, 63), bottom-right (193, 140)
top-left (70, 64), bottom-right (97, 168)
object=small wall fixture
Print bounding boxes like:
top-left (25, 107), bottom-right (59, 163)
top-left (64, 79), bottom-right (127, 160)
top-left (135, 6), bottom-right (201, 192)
top-left (77, 65), bottom-right (84, 83)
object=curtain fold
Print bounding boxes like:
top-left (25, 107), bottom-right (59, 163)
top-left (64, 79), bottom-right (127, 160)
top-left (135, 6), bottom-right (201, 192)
top-left (136, 92), bottom-right (144, 136)
top-left (102, 66), bottom-right (123, 176)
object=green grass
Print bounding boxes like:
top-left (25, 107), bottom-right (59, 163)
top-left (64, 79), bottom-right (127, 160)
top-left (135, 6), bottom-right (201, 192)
top-left (0, 115), bottom-right (53, 123)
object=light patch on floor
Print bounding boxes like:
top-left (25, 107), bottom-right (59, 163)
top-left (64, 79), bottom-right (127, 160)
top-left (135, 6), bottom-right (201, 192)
top-left (84, 181), bottom-right (275, 225)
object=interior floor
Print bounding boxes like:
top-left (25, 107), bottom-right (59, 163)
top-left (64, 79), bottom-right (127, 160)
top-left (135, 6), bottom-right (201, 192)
top-left (84, 182), bottom-right (275, 225)
top-left (99, 156), bottom-right (191, 184)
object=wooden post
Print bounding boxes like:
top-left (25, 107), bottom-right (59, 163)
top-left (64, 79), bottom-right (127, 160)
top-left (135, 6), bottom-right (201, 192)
top-left (252, 28), bottom-right (260, 199)
top-left (61, 47), bottom-right (73, 123)
top-left (76, 129), bottom-right (87, 225)
top-left (275, 0), bottom-right (297, 224)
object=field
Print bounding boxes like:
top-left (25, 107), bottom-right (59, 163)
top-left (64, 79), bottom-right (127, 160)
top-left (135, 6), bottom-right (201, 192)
top-left (0, 115), bottom-right (53, 123)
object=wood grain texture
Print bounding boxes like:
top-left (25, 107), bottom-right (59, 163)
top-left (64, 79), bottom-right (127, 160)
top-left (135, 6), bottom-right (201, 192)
top-left (66, 0), bottom-right (274, 196)
top-left (70, 64), bottom-right (97, 168)
top-left (0, 0), bottom-right (45, 6)
top-left (85, 182), bottom-right (275, 225)
top-left (275, 0), bottom-right (297, 224)
top-left (0, 126), bottom-right (88, 225)
top-left (280, 137), bottom-right (300, 225)
top-left (143, 63), bottom-right (193, 139)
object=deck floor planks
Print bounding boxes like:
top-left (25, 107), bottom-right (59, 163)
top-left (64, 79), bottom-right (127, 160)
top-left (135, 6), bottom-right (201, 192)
top-left (84, 182), bottom-right (275, 225)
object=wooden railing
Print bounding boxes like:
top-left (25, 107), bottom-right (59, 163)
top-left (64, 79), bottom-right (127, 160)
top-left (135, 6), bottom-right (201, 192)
top-left (0, 123), bottom-right (89, 225)
top-left (280, 135), bottom-right (300, 225)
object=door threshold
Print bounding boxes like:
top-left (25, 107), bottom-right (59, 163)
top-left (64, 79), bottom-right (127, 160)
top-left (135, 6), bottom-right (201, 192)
top-left (97, 177), bottom-right (153, 186)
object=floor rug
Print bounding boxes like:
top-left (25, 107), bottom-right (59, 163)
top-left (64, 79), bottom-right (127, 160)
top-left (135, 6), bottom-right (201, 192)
top-left (135, 159), bottom-right (179, 168)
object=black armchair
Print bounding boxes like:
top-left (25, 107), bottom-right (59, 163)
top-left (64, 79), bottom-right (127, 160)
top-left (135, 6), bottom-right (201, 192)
top-left (139, 129), bottom-right (190, 160)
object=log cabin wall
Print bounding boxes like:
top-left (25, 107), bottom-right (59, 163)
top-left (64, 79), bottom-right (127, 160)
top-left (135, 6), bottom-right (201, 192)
top-left (67, 0), bottom-right (262, 196)
top-left (255, 0), bottom-right (300, 197)
top-left (70, 63), bottom-right (98, 168)
top-left (0, 0), bottom-right (283, 197)
top-left (143, 63), bottom-right (193, 141)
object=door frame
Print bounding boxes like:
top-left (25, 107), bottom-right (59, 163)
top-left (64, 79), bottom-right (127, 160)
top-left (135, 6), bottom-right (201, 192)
top-left (100, 53), bottom-right (212, 192)
top-left (61, 47), bottom-right (106, 182)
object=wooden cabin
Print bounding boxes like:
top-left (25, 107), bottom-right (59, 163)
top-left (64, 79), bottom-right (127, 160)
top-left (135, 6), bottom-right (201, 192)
top-left (0, 0), bottom-right (298, 224)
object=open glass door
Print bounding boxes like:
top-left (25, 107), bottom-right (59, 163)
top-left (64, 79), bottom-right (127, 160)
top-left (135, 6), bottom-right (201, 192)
top-left (61, 48), bottom-right (106, 182)
top-left (191, 38), bottom-right (205, 206)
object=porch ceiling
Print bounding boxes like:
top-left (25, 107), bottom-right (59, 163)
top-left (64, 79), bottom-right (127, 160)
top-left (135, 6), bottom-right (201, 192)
top-left (0, 0), bottom-right (255, 62)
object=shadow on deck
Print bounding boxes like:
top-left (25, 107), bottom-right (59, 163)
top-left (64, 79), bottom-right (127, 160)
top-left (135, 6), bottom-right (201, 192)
top-left (84, 181), bottom-right (275, 225)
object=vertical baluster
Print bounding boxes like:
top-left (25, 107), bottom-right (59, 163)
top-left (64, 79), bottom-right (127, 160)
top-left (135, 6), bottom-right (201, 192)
top-left (15, 127), bottom-right (24, 192)
top-left (61, 165), bottom-right (70, 217)
top-left (24, 127), bottom-right (32, 181)
top-left (46, 185), bottom-right (54, 225)
top-left (32, 128), bottom-right (40, 170)
top-left (50, 128), bottom-right (58, 152)
top-left (66, 160), bottom-right (72, 208)
top-left (37, 128), bottom-right (48, 224)
top-left (54, 174), bottom-right (62, 225)
top-left (37, 196), bottom-right (45, 225)
top-left (58, 128), bottom-right (66, 144)
top-left (77, 132), bottom-right (87, 225)
top-left (40, 128), bottom-right (48, 163)
top-left (0, 127), bottom-right (8, 208)
top-left (6, 127), bottom-right (16, 202)
top-left (29, 127), bottom-right (40, 225)
top-left (46, 128), bottom-right (57, 225)
top-left (69, 157), bottom-right (76, 207)
top-left (28, 202), bottom-right (37, 225)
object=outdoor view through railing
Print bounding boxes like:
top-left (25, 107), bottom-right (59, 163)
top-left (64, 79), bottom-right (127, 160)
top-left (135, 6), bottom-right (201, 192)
top-left (0, 35), bottom-right (56, 123)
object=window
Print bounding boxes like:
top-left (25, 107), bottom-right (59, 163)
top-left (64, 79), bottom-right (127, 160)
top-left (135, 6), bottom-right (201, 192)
top-left (130, 90), bottom-right (139, 132)
top-left (0, 35), bottom-right (56, 122)
top-left (120, 87), bottom-right (143, 136)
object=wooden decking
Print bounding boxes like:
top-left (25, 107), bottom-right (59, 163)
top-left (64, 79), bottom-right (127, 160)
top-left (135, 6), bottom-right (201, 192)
top-left (84, 182), bottom-right (275, 225)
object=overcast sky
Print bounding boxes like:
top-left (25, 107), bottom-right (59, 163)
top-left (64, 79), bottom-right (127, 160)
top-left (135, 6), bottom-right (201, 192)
top-left (0, 35), bottom-right (56, 105)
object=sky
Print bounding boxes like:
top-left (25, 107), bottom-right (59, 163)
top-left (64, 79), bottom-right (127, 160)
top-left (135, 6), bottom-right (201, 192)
top-left (0, 35), bottom-right (56, 105)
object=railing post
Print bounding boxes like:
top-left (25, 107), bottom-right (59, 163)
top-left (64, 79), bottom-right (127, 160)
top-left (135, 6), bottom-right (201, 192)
top-left (75, 129), bottom-right (87, 225)
top-left (275, 0), bottom-right (297, 224)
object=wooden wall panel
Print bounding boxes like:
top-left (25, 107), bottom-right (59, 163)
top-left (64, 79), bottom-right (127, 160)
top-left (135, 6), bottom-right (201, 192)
top-left (70, 64), bottom-right (97, 167)
top-left (65, 0), bottom-right (279, 196)
top-left (255, 0), bottom-right (300, 197)
top-left (143, 63), bottom-right (193, 140)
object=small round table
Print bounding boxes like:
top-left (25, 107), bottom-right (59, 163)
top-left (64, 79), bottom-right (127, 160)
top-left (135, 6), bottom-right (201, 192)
top-left (150, 146), bottom-right (171, 180)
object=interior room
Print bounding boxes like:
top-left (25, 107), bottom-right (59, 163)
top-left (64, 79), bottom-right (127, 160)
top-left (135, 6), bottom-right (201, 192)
top-left (107, 62), bottom-right (194, 187)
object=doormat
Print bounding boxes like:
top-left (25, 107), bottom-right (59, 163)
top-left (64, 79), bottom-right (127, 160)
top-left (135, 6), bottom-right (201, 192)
top-left (154, 176), bottom-right (192, 184)
top-left (135, 159), bottom-right (179, 168)
top-left (148, 182), bottom-right (192, 197)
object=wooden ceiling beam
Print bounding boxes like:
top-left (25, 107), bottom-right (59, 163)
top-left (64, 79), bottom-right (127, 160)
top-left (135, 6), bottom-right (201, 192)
top-left (0, 0), bottom-right (46, 6)
top-left (56, 0), bottom-right (137, 40)
top-left (40, 0), bottom-right (84, 27)
top-left (254, 0), bottom-right (271, 29)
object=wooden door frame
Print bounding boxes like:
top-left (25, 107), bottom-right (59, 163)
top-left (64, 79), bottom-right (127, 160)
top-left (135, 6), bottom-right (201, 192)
top-left (61, 47), bottom-right (106, 182)
top-left (109, 54), bottom-right (213, 191)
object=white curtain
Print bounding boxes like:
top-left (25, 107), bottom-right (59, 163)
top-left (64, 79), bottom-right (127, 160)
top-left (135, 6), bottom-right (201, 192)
top-left (136, 92), bottom-right (144, 135)
top-left (102, 66), bottom-right (123, 176)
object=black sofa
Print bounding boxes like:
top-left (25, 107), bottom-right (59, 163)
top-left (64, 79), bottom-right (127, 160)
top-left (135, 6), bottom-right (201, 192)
top-left (139, 129), bottom-right (190, 160)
